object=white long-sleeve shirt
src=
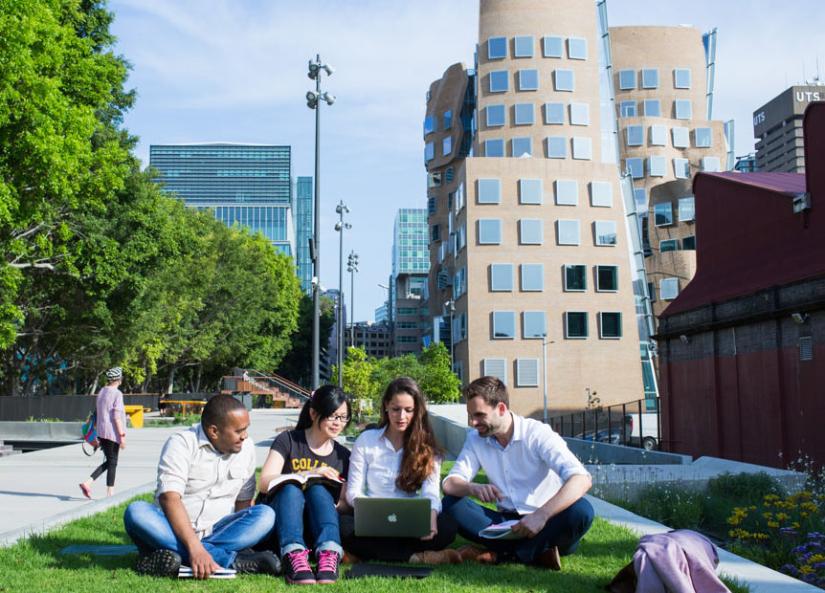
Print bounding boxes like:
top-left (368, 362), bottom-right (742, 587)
top-left (444, 413), bottom-right (589, 514)
top-left (345, 427), bottom-right (442, 513)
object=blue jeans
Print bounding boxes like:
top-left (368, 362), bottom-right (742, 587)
top-left (270, 483), bottom-right (343, 558)
top-left (442, 495), bottom-right (594, 564)
top-left (123, 500), bottom-right (275, 568)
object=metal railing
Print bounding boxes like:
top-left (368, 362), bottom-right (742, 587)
top-left (550, 397), bottom-right (661, 450)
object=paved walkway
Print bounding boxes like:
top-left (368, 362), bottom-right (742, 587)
top-left (0, 408), bottom-right (299, 546)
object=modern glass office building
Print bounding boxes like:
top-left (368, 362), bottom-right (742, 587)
top-left (391, 209), bottom-right (430, 354)
top-left (149, 143), bottom-right (294, 255)
top-left (294, 176), bottom-right (314, 294)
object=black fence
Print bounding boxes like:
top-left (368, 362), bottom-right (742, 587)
top-left (549, 397), bottom-right (661, 450)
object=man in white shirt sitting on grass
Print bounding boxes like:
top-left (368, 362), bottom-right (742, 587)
top-left (123, 394), bottom-right (279, 578)
top-left (442, 376), bottom-right (594, 571)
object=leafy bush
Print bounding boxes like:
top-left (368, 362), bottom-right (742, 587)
top-left (632, 483), bottom-right (704, 529)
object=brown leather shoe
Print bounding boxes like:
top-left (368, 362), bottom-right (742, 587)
top-left (341, 551), bottom-right (361, 564)
top-left (457, 545), bottom-right (497, 564)
top-left (408, 549), bottom-right (462, 565)
top-left (536, 546), bottom-right (561, 571)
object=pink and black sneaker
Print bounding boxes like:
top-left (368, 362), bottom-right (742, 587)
top-left (315, 549), bottom-right (340, 584)
top-left (283, 549), bottom-right (316, 585)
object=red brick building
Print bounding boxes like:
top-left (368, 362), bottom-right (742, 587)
top-left (656, 103), bottom-right (825, 469)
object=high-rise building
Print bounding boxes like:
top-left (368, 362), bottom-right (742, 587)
top-left (391, 209), bottom-right (429, 354)
top-left (753, 84), bottom-right (825, 173)
top-left (149, 143), bottom-right (294, 255)
top-left (294, 176), bottom-right (314, 294)
top-left (424, 0), bottom-right (645, 416)
top-left (610, 26), bottom-right (729, 320)
top-left (346, 322), bottom-right (392, 359)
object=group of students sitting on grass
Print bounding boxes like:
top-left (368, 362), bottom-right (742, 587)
top-left (122, 375), bottom-right (595, 585)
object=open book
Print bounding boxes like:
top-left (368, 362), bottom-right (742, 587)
top-left (178, 566), bottom-right (236, 579)
top-left (265, 472), bottom-right (344, 495)
top-left (479, 519), bottom-right (523, 540)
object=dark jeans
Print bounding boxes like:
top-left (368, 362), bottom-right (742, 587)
top-left (441, 495), bottom-right (594, 564)
top-left (269, 483), bottom-right (343, 558)
top-left (123, 500), bottom-right (275, 568)
top-left (90, 438), bottom-right (119, 487)
top-left (339, 512), bottom-right (458, 562)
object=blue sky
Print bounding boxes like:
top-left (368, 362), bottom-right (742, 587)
top-left (109, 0), bottom-right (825, 323)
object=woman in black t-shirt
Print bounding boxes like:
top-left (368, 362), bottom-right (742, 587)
top-left (259, 385), bottom-right (351, 585)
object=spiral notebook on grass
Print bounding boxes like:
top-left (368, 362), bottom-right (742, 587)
top-left (479, 519), bottom-right (523, 540)
top-left (178, 566), bottom-right (236, 579)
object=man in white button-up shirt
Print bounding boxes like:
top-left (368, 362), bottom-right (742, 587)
top-left (442, 376), bottom-right (594, 571)
top-left (124, 395), bottom-right (278, 579)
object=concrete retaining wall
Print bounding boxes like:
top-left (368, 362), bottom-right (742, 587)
top-left (0, 395), bottom-right (160, 421)
top-left (0, 421), bottom-right (83, 442)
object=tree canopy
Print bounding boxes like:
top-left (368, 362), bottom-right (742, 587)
top-left (1, 0), bottom-right (301, 395)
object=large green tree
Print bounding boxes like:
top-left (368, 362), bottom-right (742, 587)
top-left (0, 0), bottom-right (133, 348)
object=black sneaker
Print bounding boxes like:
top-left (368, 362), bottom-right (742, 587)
top-left (283, 548), bottom-right (316, 585)
top-left (232, 549), bottom-right (282, 575)
top-left (315, 549), bottom-right (340, 584)
top-left (135, 549), bottom-right (182, 578)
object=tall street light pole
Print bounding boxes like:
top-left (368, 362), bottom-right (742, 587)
top-left (334, 201), bottom-right (351, 388)
top-left (306, 55), bottom-right (335, 390)
top-left (347, 251), bottom-right (359, 347)
top-left (540, 333), bottom-right (554, 424)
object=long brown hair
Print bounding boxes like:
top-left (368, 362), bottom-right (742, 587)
top-left (378, 377), bottom-right (441, 493)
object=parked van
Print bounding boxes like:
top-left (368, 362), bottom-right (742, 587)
top-left (624, 413), bottom-right (660, 450)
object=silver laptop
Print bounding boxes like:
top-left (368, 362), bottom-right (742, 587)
top-left (353, 497), bottom-right (430, 538)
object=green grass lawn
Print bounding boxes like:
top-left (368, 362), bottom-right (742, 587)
top-left (1, 495), bottom-right (640, 593)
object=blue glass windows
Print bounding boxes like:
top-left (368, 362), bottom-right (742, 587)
top-left (565, 312), bottom-right (588, 339)
top-left (553, 69), bottom-right (574, 92)
top-left (521, 264), bottom-right (544, 291)
top-left (514, 103), bottom-right (535, 125)
top-left (567, 37), bottom-right (587, 60)
top-left (563, 264), bottom-right (586, 291)
top-left (544, 102), bottom-right (565, 124)
top-left (490, 264), bottom-right (514, 292)
top-left (599, 312), bottom-right (622, 339)
top-left (477, 178), bottom-right (501, 204)
top-left (618, 69), bottom-right (636, 90)
top-left (523, 311), bottom-right (547, 339)
top-left (654, 202), bottom-right (673, 227)
top-left (478, 219), bottom-right (502, 244)
top-left (626, 125), bottom-right (644, 147)
top-left (487, 37), bottom-right (507, 60)
top-left (620, 101), bottom-right (637, 118)
top-left (694, 127), bottom-right (712, 148)
top-left (643, 99), bottom-right (661, 117)
top-left (492, 311), bottom-right (516, 339)
top-left (641, 68), bottom-right (659, 89)
top-left (484, 139), bottom-right (505, 157)
top-left (512, 137), bottom-right (533, 157)
top-left (569, 102), bottom-right (589, 126)
top-left (518, 69), bottom-right (539, 91)
top-left (514, 36), bottom-right (534, 58)
top-left (542, 36), bottom-right (564, 58)
top-left (489, 70), bottom-right (509, 93)
top-left (674, 100), bottom-right (693, 120)
top-left (674, 68), bottom-right (691, 89)
top-left (486, 104), bottom-right (506, 127)
top-left (518, 179), bottom-right (543, 204)
top-left (546, 136), bottom-right (567, 159)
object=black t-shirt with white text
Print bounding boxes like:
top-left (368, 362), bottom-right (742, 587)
top-left (270, 429), bottom-right (350, 479)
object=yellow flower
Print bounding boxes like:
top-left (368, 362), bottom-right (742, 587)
top-left (767, 521), bottom-right (779, 528)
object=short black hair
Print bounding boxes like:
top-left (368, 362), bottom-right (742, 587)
top-left (201, 395), bottom-right (246, 430)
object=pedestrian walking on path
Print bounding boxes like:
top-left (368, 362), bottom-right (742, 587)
top-left (79, 367), bottom-right (126, 499)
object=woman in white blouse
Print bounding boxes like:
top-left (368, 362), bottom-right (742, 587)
top-left (341, 377), bottom-right (487, 564)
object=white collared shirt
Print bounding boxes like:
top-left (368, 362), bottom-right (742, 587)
top-left (346, 427), bottom-right (442, 513)
top-left (155, 424), bottom-right (256, 538)
top-left (444, 413), bottom-right (589, 515)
